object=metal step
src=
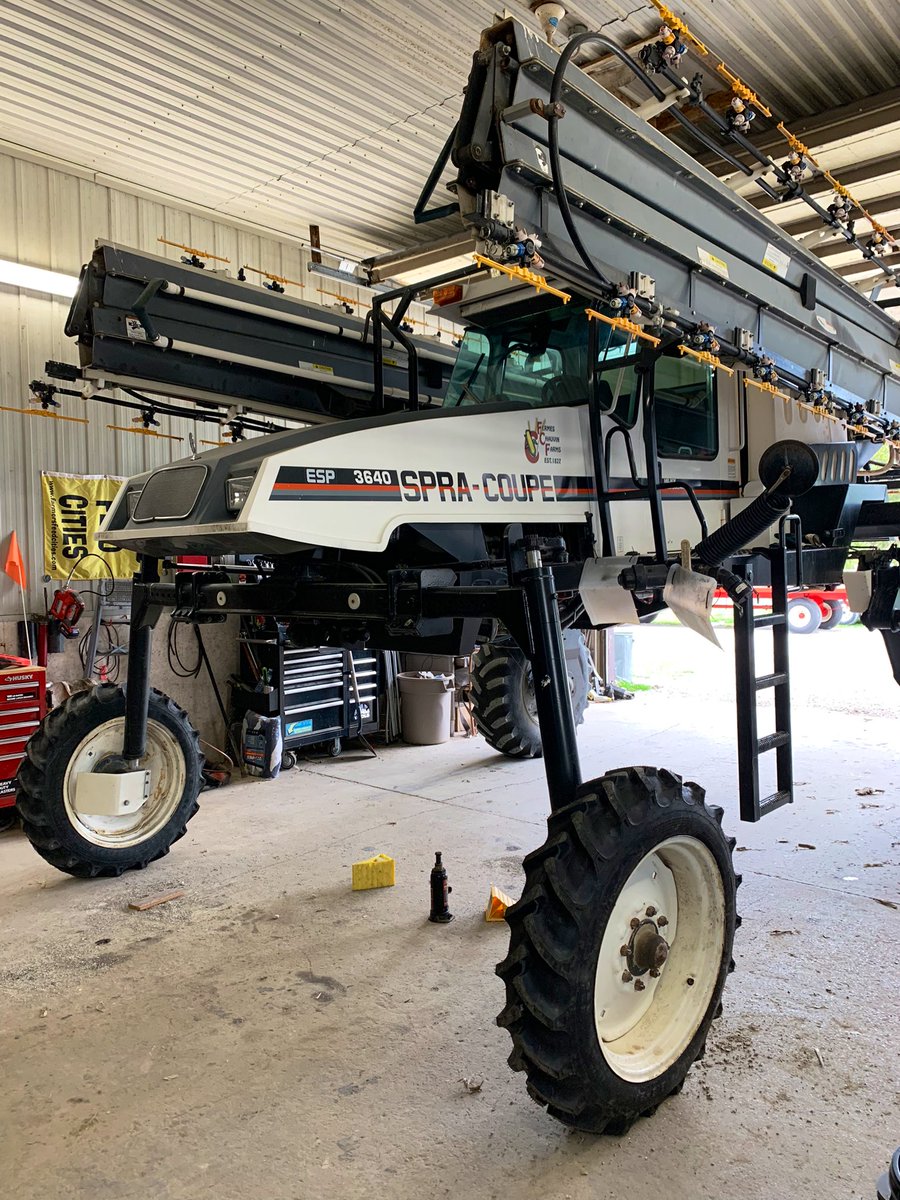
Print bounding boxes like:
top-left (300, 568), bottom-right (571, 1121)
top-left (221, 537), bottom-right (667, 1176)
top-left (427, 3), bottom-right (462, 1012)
top-left (759, 790), bottom-right (793, 818)
top-left (755, 671), bottom-right (787, 691)
top-left (733, 519), bottom-right (798, 822)
top-left (753, 614), bottom-right (786, 630)
top-left (757, 730), bottom-right (790, 754)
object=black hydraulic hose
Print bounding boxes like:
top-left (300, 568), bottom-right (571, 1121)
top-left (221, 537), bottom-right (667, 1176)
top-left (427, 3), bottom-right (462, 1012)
top-left (546, 36), bottom-right (790, 311)
top-left (413, 121), bottom-right (460, 224)
top-left (656, 63), bottom-right (899, 285)
top-left (671, 116), bottom-right (777, 186)
top-left (567, 37), bottom-right (763, 181)
top-left (547, 33), bottom-right (618, 291)
top-left (693, 489), bottom-right (790, 565)
top-left (118, 388), bottom-right (279, 434)
top-left (667, 481), bottom-right (709, 540)
top-left (196, 626), bottom-right (243, 764)
top-left (544, 35), bottom-right (826, 389)
top-left (130, 278), bottom-right (168, 342)
top-left (535, 37), bottom-right (887, 408)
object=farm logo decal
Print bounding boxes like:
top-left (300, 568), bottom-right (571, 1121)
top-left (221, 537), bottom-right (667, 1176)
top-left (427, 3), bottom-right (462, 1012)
top-left (523, 419), bottom-right (562, 465)
top-left (524, 419), bottom-right (543, 464)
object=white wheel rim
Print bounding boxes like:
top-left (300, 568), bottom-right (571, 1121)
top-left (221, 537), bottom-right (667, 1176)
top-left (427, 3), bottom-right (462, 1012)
top-left (521, 666), bottom-right (576, 722)
top-left (521, 665), bottom-right (539, 721)
top-left (63, 718), bottom-right (186, 848)
top-left (594, 836), bottom-right (725, 1083)
top-left (788, 604), bottom-right (812, 629)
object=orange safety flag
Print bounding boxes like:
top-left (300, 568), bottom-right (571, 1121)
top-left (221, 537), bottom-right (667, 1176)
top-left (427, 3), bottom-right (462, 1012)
top-left (3, 531), bottom-right (26, 589)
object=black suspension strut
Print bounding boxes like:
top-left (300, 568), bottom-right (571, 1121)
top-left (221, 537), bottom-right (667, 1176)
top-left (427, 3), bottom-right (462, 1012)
top-left (518, 536), bottom-right (581, 811)
top-left (122, 556), bottom-right (161, 766)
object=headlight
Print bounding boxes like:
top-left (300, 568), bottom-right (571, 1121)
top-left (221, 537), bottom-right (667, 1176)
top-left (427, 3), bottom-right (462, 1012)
top-left (225, 474), bottom-right (255, 513)
top-left (125, 489), bottom-right (143, 519)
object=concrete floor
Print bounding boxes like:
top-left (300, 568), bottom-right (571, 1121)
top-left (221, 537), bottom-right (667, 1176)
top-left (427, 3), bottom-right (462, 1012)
top-left (1, 624), bottom-right (898, 1200)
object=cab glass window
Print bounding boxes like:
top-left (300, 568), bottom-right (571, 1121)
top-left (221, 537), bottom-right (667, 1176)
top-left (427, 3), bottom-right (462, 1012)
top-left (445, 307), bottom-right (633, 420)
top-left (654, 357), bottom-right (717, 460)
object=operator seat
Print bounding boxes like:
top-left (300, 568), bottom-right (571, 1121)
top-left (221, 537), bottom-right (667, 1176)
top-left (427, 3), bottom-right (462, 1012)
top-left (542, 375), bottom-right (588, 406)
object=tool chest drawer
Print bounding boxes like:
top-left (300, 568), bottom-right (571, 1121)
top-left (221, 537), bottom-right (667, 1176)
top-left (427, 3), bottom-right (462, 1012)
top-left (0, 679), bottom-right (43, 712)
top-left (0, 662), bottom-right (46, 802)
top-left (235, 626), bottom-right (380, 752)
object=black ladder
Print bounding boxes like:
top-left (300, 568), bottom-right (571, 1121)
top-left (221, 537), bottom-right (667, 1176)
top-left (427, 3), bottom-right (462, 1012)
top-left (733, 516), bottom-right (801, 821)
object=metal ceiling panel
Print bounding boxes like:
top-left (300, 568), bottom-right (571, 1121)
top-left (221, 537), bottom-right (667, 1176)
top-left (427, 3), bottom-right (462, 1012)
top-left (4, 0), bottom-right (898, 260)
top-left (576, 0), bottom-right (900, 118)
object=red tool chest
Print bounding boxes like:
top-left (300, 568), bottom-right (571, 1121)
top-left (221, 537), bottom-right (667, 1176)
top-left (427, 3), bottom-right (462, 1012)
top-left (0, 658), bottom-right (47, 807)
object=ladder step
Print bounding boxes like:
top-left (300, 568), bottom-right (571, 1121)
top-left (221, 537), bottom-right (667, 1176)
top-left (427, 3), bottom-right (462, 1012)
top-left (753, 614), bottom-right (786, 629)
top-left (755, 671), bottom-right (787, 691)
top-left (757, 730), bottom-right (790, 754)
top-left (759, 789), bottom-right (792, 817)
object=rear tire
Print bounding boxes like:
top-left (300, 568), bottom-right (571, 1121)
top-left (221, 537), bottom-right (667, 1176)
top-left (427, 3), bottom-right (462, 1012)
top-left (17, 685), bottom-right (201, 878)
top-left (787, 597), bottom-right (822, 634)
top-left (819, 599), bottom-right (846, 631)
top-left (470, 631), bottom-right (591, 759)
top-left (497, 765), bottom-right (739, 1133)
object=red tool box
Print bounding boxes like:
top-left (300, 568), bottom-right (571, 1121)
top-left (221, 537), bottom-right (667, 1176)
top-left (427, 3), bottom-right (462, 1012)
top-left (0, 658), bottom-right (47, 808)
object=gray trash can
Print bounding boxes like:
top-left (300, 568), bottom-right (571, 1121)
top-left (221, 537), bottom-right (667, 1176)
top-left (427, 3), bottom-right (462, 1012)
top-left (398, 672), bottom-right (453, 745)
top-left (614, 630), bottom-right (634, 684)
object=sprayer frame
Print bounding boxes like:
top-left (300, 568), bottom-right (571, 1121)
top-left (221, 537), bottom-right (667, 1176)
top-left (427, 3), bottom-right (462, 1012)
top-left (121, 527), bottom-right (587, 813)
top-left (111, 270), bottom-right (856, 825)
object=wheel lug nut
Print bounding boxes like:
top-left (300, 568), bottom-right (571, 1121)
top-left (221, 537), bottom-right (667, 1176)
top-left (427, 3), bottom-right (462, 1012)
top-left (649, 967), bottom-right (660, 978)
top-left (620, 945), bottom-right (630, 956)
top-left (621, 971), bottom-right (633, 983)
top-left (630, 917), bottom-right (640, 929)
top-left (657, 916), bottom-right (668, 927)
top-left (634, 979), bottom-right (646, 991)
top-left (646, 905), bottom-right (657, 917)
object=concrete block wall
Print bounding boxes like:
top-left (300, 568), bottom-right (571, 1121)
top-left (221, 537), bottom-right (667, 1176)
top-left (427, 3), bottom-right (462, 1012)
top-left (0, 612), bottom-right (238, 754)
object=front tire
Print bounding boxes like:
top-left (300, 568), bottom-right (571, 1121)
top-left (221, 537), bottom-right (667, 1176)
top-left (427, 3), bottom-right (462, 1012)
top-left (497, 766), bottom-right (739, 1133)
top-left (17, 685), bottom-right (201, 878)
top-left (470, 631), bottom-right (591, 759)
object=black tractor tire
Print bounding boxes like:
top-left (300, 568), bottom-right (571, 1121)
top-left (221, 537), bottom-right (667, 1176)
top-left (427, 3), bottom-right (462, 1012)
top-left (470, 631), bottom-right (591, 759)
top-left (819, 599), bottom-right (846, 631)
top-left (497, 765), bottom-right (739, 1134)
top-left (786, 597), bottom-right (822, 634)
top-left (17, 685), bottom-right (202, 879)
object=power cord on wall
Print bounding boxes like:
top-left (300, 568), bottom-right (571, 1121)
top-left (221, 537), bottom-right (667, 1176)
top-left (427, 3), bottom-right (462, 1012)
top-left (193, 624), bottom-right (243, 765)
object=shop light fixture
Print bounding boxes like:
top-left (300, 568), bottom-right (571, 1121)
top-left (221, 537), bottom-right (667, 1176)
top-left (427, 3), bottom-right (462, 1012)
top-left (0, 258), bottom-right (79, 298)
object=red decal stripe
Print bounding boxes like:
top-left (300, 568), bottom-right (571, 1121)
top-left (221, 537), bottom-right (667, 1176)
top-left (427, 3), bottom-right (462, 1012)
top-left (272, 482), bottom-right (399, 492)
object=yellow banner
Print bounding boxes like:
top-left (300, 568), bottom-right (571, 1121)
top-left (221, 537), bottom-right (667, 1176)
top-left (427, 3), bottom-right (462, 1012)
top-left (41, 472), bottom-right (139, 580)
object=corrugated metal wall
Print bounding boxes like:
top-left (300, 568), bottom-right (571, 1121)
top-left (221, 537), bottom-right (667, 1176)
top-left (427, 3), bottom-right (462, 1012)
top-left (0, 147), bottom-right (449, 617)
